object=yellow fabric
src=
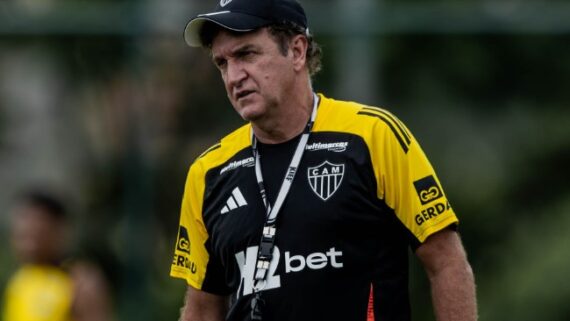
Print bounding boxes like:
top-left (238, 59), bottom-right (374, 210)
top-left (2, 265), bottom-right (73, 321)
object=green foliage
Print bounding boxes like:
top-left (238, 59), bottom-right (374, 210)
top-left (375, 34), bottom-right (570, 321)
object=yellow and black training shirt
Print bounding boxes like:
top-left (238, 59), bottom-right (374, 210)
top-left (170, 94), bottom-right (458, 321)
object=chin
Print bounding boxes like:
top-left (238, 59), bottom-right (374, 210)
top-left (240, 111), bottom-right (264, 122)
top-left (236, 102), bottom-right (265, 121)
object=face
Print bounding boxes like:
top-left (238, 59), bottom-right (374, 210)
top-left (211, 28), bottom-right (301, 122)
top-left (10, 205), bottom-right (67, 264)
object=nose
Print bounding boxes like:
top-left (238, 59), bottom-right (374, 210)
top-left (225, 60), bottom-right (247, 90)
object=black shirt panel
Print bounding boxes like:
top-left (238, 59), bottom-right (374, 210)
top-left (202, 147), bottom-right (265, 295)
top-left (257, 134), bottom-right (302, 207)
top-left (199, 132), bottom-right (414, 320)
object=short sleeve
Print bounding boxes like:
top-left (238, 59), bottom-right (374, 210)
top-left (169, 162), bottom-right (211, 289)
top-left (368, 110), bottom-right (458, 243)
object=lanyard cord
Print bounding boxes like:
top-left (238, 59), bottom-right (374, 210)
top-left (249, 94), bottom-right (319, 320)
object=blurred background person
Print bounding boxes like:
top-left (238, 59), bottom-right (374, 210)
top-left (2, 189), bottom-right (114, 321)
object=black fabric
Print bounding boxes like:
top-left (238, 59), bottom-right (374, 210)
top-left (256, 134), bottom-right (302, 206)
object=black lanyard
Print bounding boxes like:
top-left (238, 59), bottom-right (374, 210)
top-left (249, 94), bottom-right (319, 320)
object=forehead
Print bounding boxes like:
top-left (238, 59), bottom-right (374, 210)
top-left (211, 28), bottom-right (274, 55)
top-left (12, 204), bottom-right (61, 224)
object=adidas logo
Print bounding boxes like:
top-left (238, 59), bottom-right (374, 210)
top-left (221, 187), bottom-right (248, 214)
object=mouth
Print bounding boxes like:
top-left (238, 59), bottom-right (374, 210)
top-left (235, 90), bottom-right (254, 101)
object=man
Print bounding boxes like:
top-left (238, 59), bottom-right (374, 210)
top-left (170, 0), bottom-right (477, 320)
top-left (2, 190), bottom-right (114, 321)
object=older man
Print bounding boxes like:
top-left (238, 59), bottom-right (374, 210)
top-left (170, 0), bottom-right (477, 320)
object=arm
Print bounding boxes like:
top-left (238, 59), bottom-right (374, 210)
top-left (179, 286), bottom-right (229, 321)
top-left (71, 262), bottom-right (114, 321)
top-left (415, 228), bottom-right (478, 321)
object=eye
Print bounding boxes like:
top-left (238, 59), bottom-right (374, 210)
top-left (237, 49), bottom-right (256, 60)
top-left (214, 58), bottom-right (227, 70)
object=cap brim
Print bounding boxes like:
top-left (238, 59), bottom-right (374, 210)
top-left (184, 11), bottom-right (272, 47)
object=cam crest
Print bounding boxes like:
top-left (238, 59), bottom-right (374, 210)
top-left (307, 161), bottom-right (345, 201)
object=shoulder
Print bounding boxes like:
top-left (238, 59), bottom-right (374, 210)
top-left (316, 94), bottom-right (413, 153)
top-left (316, 94), bottom-right (406, 131)
top-left (5, 265), bottom-right (73, 294)
top-left (188, 124), bottom-right (252, 178)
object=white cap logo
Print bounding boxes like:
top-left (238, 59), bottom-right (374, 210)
top-left (220, 0), bottom-right (233, 7)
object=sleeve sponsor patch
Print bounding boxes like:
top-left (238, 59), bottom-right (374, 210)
top-left (413, 175), bottom-right (443, 205)
top-left (172, 226), bottom-right (198, 275)
top-left (176, 226), bottom-right (191, 254)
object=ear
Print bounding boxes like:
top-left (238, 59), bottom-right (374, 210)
top-left (290, 34), bottom-right (309, 72)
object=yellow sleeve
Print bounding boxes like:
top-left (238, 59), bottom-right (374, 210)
top-left (169, 160), bottom-right (211, 289)
top-left (368, 109), bottom-right (458, 243)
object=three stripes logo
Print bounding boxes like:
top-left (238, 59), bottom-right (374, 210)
top-left (357, 107), bottom-right (411, 153)
top-left (221, 187), bottom-right (248, 214)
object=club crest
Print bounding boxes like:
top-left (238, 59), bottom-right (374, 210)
top-left (307, 161), bottom-right (345, 201)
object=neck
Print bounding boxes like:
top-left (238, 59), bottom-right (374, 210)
top-left (252, 90), bottom-right (315, 144)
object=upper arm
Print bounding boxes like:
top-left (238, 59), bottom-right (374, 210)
top-left (71, 262), bottom-right (114, 321)
top-left (171, 162), bottom-right (211, 289)
top-left (180, 286), bottom-right (229, 321)
top-left (415, 228), bottom-right (470, 277)
top-left (414, 227), bottom-right (478, 321)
